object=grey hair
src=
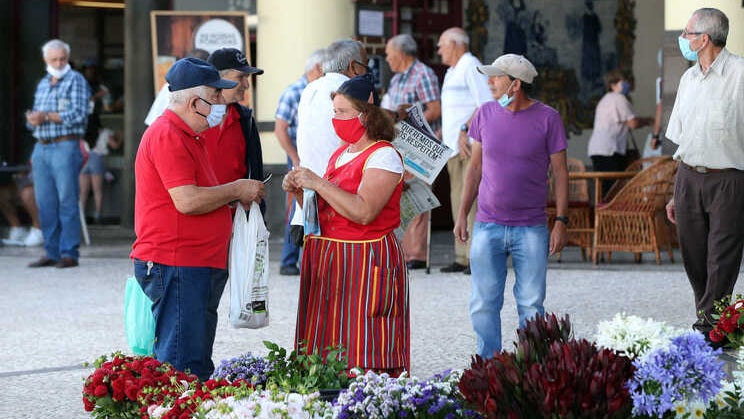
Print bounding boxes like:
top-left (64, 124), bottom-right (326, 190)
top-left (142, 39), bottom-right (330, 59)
top-left (389, 34), bottom-right (418, 57)
top-left (442, 28), bottom-right (469, 47)
top-left (692, 8), bottom-right (728, 47)
top-left (322, 39), bottom-right (363, 74)
top-left (42, 39), bottom-right (70, 58)
top-left (169, 85), bottom-right (211, 105)
top-left (305, 48), bottom-right (325, 73)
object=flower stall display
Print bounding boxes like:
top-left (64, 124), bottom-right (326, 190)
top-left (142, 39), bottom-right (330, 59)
top-left (333, 369), bottom-right (479, 419)
top-left (82, 352), bottom-right (198, 419)
top-left (626, 331), bottom-right (725, 418)
top-left (709, 296), bottom-right (744, 348)
top-left (195, 389), bottom-right (332, 419)
top-left (211, 352), bottom-right (275, 386)
top-left (595, 313), bottom-right (682, 359)
top-left (458, 313), bottom-right (635, 419)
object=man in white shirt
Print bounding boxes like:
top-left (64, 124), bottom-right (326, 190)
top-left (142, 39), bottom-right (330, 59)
top-left (289, 39), bottom-right (368, 234)
top-left (665, 8), bottom-right (744, 346)
top-left (437, 27), bottom-right (492, 274)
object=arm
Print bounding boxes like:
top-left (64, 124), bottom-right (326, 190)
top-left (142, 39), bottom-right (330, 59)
top-left (274, 118), bottom-right (300, 168)
top-left (625, 116), bottom-right (653, 129)
top-left (458, 111), bottom-right (479, 159)
top-left (453, 141), bottom-right (482, 243)
top-left (168, 178), bottom-right (264, 215)
top-left (549, 150), bottom-right (569, 255)
top-left (290, 166), bottom-right (400, 225)
top-left (423, 99), bottom-right (441, 123)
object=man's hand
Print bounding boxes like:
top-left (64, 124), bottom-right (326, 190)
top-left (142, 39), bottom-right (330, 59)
top-left (395, 104), bottom-right (410, 122)
top-left (453, 215), bottom-right (469, 244)
top-left (25, 111), bottom-right (47, 126)
top-left (549, 222), bottom-right (568, 255)
top-left (458, 131), bottom-right (471, 159)
top-left (666, 198), bottom-right (676, 224)
top-left (234, 179), bottom-right (265, 206)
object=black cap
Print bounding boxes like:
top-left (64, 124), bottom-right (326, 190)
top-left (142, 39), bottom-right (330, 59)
top-left (166, 58), bottom-right (238, 92)
top-left (336, 75), bottom-right (379, 106)
top-left (208, 48), bottom-right (264, 75)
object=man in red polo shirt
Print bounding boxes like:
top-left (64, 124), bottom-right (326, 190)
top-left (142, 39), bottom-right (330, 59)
top-left (131, 58), bottom-right (265, 380)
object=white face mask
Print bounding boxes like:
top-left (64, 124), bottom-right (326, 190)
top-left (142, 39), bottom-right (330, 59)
top-left (196, 97), bottom-right (227, 128)
top-left (46, 63), bottom-right (70, 79)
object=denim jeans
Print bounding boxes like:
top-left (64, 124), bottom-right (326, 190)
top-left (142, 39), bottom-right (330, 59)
top-left (134, 259), bottom-right (228, 381)
top-left (469, 222), bottom-right (549, 358)
top-left (280, 193), bottom-right (301, 268)
top-left (31, 140), bottom-right (83, 260)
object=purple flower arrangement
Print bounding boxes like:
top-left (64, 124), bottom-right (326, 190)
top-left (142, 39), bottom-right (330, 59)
top-left (627, 331), bottom-right (725, 417)
top-left (210, 352), bottom-right (275, 385)
top-left (334, 369), bottom-right (481, 419)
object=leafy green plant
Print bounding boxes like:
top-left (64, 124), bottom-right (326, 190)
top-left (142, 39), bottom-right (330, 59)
top-left (263, 340), bottom-right (350, 393)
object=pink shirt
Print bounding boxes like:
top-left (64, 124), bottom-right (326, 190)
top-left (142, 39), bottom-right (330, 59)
top-left (587, 92), bottom-right (635, 157)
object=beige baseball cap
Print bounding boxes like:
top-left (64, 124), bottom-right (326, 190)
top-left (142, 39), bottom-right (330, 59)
top-left (477, 54), bottom-right (538, 84)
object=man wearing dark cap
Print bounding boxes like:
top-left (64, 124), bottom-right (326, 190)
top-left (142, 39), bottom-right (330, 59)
top-left (131, 57), bottom-right (266, 380)
top-left (205, 48), bottom-right (266, 192)
top-left (454, 54), bottom-right (568, 358)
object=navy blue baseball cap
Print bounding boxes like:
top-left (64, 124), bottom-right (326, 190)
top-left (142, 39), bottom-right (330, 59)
top-left (336, 75), bottom-right (380, 106)
top-left (166, 57), bottom-right (238, 92)
top-left (208, 48), bottom-right (264, 75)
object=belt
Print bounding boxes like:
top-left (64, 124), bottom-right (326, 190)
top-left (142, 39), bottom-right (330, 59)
top-left (681, 162), bottom-right (739, 174)
top-left (38, 135), bottom-right (78, 145)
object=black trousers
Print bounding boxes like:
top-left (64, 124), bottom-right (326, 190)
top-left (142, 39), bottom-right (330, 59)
top-left (674, 164), bottom-right (744, 332)
top-left (590, 153), bottom-right (627, 197)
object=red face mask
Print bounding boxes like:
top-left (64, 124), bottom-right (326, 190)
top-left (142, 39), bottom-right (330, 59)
top-left (332, 115), bottom-right (366, 144)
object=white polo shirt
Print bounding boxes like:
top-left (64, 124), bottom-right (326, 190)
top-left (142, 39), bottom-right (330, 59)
top-left (666, 48), bottom-right (744, 169)
top-left (440, 52), bottom-right (492, 155)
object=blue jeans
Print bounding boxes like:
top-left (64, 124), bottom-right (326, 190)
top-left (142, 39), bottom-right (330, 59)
top-left (31, 140), bottom-right (83, 260)
top-left (134, 259), bottom-right (228, 381)
top-left (280, 191), bottom-right (301, 268)
top-left (469, 222), bottom-right (549, 358)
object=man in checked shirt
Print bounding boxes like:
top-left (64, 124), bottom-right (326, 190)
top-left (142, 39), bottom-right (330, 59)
top-left (25, 39), bottom-right (90, 269)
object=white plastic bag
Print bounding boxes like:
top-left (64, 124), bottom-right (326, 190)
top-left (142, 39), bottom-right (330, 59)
top-left (228, 202), bottom-right (270, 328)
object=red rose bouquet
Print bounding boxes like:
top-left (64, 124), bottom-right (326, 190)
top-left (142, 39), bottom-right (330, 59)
top-left (709, 296), bottom-right (744, 347)
top-left (82, 352), bottom-right (197, 419)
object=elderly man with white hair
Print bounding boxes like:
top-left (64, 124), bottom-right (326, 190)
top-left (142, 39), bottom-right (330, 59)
top-left (131, 57), bottom-right (265, 380)
top-left (436, 27), bottom-right (493, 274)
top-left (25, 39), bottom-right (90, 269)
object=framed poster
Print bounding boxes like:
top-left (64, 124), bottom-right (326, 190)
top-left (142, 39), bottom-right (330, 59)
top-left (150, 11), bottom-right (252, 97)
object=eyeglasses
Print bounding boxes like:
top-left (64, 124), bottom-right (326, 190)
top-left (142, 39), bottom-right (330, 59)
top-left (352, 60), bottom-right (370, 74)
top-left (681, 29), bottom-right (704, 38)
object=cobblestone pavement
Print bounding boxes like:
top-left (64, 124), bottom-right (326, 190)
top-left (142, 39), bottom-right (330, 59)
top-left (2, 226), bottom-right (743, 418)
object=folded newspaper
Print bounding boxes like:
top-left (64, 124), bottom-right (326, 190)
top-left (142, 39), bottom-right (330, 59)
top-left (391, 103), bottom-right (452, 185)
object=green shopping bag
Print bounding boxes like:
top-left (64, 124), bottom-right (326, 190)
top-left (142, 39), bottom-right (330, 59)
top-left (124, 276), bottom-right (155, 355)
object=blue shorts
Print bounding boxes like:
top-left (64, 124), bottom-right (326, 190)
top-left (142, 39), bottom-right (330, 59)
top-left (81, 151), bottom-right (105, 175)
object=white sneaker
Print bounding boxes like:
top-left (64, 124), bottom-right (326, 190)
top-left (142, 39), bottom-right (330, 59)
top-left (8, 226), bottom-right (27, 242)
top-left (23, 228), bottom-right (44, 247)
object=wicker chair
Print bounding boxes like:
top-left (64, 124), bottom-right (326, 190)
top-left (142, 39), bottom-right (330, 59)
top-left (602, 156), bottom-right (672, 203)
top-left (547, 158), bottom-right (592, 261)
top-left (592, 158), bottom-right (678, 265)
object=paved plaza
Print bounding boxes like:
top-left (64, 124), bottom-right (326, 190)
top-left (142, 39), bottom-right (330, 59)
top-left (2, 225), bottom-right (744, 418)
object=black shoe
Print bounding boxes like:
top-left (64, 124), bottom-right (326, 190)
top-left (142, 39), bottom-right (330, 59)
top-left (28, 256), bottom-right (57, 268)
top-left (440, 262), bottom-right (467, 273)
top-left (55, 257), bottom-right (79, 269)
top-left (406, 260), bottom-right (427, 270)
top-left (464, 266), bottom-right (471, 275)
top-left (280, 265), bottom-right (300, 276)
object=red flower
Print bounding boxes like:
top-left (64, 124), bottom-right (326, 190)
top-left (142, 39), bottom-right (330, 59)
top-left (710, 328), bottom-right (726, 342)
top-left (93, 384), bottom-right (108, 398)
top-left (83, 396), bottom-right (96, 411)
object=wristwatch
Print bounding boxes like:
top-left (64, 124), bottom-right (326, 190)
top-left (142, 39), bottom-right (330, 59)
top-left (555, 215), bottom-right (569, 225)
top-left (460, 123), bottom-right (468, 132)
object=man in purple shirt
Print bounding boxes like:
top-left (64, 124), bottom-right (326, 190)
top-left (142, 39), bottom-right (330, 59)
top-left (453, 54), bottom-right (568, 358)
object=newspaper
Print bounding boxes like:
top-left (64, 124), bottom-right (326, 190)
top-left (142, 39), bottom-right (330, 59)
top-left (394, 178), bottom-right (441, 239)
top-left (392, 121), bottom-right (452, 185)
top-left (402, 102), bottom-right (438, 140)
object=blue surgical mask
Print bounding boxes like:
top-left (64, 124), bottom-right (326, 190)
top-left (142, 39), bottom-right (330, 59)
top-left (678, 36), bottom-right (699, 62)
top-left (497, 81), bottom-right (515, 108)
top-left (197, 97), bottom-right (227, 128)
top-left (620, 81), bottom-right (631, 96)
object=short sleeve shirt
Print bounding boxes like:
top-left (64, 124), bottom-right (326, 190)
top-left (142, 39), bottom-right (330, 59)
top-left (587, 92), bottom-right (635, 157)
top-left (131, 110), bottom-right (232, 269)
top-left (385, 60), bottom-right (441, 130)
top-left (275, 75), bottom-right (308, 143)
top-left (469, 101), bottom-right (567, 226)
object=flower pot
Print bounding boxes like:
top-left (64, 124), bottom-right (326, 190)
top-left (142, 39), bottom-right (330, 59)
top-left (719, 348), bottom-right (738, 380)
top-left (318, 388), bottom-right (343, 402)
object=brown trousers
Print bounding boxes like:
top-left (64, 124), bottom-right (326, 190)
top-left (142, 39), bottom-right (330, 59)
top-left (447, 156), bottom-right (476, 266)
top-left (674, 164), bottom-right (744, 332)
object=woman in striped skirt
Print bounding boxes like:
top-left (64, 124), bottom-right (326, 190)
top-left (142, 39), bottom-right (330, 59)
top-left (282, 75), bottom-right (409, 375)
